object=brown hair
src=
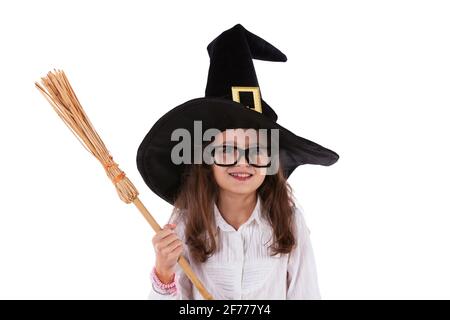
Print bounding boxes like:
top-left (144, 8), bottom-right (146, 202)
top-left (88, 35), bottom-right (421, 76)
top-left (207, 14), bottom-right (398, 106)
top-left (170, 162), bottom-right (297, 263)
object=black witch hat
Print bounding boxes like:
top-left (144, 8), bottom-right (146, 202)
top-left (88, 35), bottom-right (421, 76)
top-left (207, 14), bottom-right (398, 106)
top-left (137, 24), bottom-right (339, 205)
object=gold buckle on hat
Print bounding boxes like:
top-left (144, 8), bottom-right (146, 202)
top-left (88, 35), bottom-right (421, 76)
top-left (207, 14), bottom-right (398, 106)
top-left (231, 86), bottom-right (262, 113)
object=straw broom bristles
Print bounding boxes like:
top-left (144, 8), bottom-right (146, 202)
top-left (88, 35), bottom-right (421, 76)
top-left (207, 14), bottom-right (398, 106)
top-left (35, 69), bottom-right (138, 203)
top-left (35, 69), bottom-right (213, 300)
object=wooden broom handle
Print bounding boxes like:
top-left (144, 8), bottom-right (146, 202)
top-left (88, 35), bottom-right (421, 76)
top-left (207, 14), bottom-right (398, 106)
top-left (132, 197), bottom-right (214, 300)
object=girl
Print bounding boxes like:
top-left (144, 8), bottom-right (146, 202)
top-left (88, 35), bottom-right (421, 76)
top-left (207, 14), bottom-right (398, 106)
top-left (136, 23), bottom-right (339, 300)
top-left (149, 129), bottom-right (323, 299)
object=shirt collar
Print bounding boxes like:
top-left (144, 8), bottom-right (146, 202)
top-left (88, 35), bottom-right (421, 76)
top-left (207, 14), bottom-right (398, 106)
top-left (213, 195), bottom-right (264, 232)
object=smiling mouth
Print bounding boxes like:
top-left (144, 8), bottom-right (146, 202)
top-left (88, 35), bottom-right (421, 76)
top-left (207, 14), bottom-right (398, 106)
top-left (228, 172), bottom-right (254, 181)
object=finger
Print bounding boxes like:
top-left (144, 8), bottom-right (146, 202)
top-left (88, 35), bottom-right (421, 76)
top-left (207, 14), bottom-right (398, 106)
top-left (173, 243), bottom-right (184, 256)
top-left (159, 233), bottom-right (181, 249)
top-left (163, 239), bottom-right (183, 255)
top-left (153, 228), bottom-right (176, 243)
top-left (158, 224), bottom-right (177, 238)
top-left (167, 244), bottom-right (184, 260)
top-left (154, 233), bottom-right (179, 252)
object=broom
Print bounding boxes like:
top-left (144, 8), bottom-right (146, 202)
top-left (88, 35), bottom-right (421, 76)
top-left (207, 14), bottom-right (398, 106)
top-left (35, 69), bottom-right (213, 300)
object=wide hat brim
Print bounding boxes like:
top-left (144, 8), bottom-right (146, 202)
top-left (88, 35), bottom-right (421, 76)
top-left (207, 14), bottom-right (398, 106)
top-left (136, 97), bottom-right (339, 205)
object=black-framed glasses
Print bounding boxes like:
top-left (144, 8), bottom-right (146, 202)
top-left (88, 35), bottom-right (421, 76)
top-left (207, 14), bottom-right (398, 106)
top-left (211, 145), bottom-right (271, 167)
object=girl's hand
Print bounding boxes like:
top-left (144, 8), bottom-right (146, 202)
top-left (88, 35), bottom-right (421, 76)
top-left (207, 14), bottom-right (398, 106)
top-left (152, 223), bottom-right (184, 284)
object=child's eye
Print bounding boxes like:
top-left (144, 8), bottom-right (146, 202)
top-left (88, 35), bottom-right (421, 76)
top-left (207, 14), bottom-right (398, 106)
top-left (222, 145), bottom-right (235, 153)
top-left (249, 146), bottom-right (267, 154)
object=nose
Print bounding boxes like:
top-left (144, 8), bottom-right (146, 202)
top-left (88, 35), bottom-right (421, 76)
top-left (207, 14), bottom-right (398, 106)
top-left (236, 150), bottom-right (250, 166)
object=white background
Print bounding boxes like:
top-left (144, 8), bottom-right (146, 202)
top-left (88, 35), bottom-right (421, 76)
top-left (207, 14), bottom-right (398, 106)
top-left (1, 0), bottom-right (449, 299)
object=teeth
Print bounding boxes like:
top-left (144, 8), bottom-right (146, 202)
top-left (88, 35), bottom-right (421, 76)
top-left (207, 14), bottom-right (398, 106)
top-left (229, 173), bottom-right (252, 178)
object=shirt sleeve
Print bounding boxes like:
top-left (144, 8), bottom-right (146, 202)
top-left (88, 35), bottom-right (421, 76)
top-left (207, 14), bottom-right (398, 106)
top-left (286, 205), bottom-right (322, 300)
top-left (147, 214), bottom-right (194, 300)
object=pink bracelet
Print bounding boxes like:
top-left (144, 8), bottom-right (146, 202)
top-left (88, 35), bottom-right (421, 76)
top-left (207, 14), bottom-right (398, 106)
top-left (151, 266), bottom-right (177, 294)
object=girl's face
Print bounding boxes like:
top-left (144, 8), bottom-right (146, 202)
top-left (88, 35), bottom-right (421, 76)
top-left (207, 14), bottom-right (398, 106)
top-left (211, 129), bottom-right (267, 196)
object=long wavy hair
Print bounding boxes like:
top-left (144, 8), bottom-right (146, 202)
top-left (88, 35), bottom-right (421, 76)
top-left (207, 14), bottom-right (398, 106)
top-left (168, 159), bottom-right (298, 263)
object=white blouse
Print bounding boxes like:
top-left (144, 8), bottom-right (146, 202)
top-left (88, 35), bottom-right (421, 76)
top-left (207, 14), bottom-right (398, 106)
top-left (148, 196), bottom-right (321, 300)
